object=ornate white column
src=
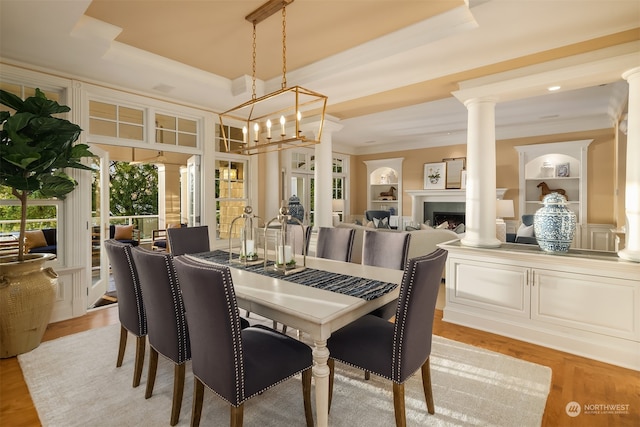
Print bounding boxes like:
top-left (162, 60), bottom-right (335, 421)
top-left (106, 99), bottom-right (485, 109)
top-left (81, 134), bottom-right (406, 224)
top-left (461, 97), bottom-right (501, 248)
top-left (619, 67), bottom-right (640, 262)
top-left (314, 119), bottom-right (343, 228)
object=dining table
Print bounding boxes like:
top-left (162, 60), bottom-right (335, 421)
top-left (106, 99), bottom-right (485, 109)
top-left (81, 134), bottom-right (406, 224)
top-left (186, 250), bottom-right (403, 427)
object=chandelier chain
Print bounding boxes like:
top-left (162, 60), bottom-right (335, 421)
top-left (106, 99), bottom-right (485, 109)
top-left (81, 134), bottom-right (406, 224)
top-left (281, 6), bottom-right (287, 89)
top-left (252, 22), bottom-right (257, 100)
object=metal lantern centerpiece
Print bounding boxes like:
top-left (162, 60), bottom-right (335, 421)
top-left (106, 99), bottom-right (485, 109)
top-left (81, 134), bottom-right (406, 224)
top-left (228, 206), bottom-right (264, 266)
top-left (264, 206), bottom-right (306, 275)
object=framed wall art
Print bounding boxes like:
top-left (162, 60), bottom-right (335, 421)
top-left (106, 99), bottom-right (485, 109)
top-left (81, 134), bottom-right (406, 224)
top-left (424, 162), bottom-right (447, 190)
top-left (443, 157), bottom-right (466, 189)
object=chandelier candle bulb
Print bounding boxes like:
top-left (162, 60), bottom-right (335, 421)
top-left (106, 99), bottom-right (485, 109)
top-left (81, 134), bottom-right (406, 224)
top-left (280, 115), bottom-right (286, 136)
top-left (242, 126), bottom-right (247, 143)
top-left (253, 122), bottom-right (259, 142)
top-left (266, 119), bottom-right (272, 138)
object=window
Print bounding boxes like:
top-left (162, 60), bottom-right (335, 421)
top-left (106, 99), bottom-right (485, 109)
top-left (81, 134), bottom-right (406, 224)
top-left (216, 124), bottom-right (245, 153)
top-left (89, 100), bottom-right (144, 141)
top-left (155, 113), bottom-right (197, 147)
top-left (0, 83), bottom-right (65, 262)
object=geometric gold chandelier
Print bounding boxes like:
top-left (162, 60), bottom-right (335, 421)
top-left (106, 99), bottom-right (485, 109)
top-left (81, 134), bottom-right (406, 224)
top-left (219, 0), bottom-right (327, 155)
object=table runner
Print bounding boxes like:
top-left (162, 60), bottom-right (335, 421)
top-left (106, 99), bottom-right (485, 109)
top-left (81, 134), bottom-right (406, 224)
top-left (191, 250), bottom-right (398, 301)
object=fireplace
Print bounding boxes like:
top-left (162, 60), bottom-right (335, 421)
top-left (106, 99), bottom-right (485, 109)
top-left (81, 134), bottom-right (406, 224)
top-left (433, 211), bottom-right (465, 229)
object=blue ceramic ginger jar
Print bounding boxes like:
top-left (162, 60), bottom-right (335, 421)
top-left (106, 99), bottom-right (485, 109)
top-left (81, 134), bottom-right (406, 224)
top-left (533, 192), bottom-right (576, 253)
top-left (287, 195), bottom-right (304, 224)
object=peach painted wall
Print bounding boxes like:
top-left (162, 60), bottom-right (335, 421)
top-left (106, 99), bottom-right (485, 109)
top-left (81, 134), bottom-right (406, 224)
top-left (352, 128), bottom-right (619, 226)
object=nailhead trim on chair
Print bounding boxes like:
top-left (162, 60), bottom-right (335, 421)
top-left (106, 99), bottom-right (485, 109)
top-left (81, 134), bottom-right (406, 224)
top-left (392, 249), bottom-right (447, 382)
top-left (174, 258), bottom-right (246, 404)
top-left (122, 243), bottom-right (147, 336)
top-left (176, 256), bottom-right (312, 406)
top-left (165, 254), bottom-right (190, 363)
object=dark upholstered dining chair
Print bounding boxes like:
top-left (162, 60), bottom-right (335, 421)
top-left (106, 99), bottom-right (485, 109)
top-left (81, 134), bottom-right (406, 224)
top-left (362, 229), bottom-right (411, 323)
top-left (327, 248), bottom-right (448, 427)
top-left (316, 227), bottom-right (356, 262)
top-left (130, 247), bottom-right (191, 426)
top-left (173, 256), bottom-right (314, 427)
top-left (103, 239), bottom-right (147, 388)
top-left (166, 225), bottom-right (210, 255)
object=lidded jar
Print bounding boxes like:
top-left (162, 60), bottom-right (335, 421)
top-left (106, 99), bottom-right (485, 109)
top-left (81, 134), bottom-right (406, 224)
top-left (533, 192), bottom-right (576, 253)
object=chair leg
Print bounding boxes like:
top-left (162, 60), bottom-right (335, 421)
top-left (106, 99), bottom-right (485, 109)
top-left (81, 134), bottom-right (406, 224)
top-left (392, 382), bottom-right (407, 427)
top-left (116, 325), bottom-right (127, 367)
top-left (246, 310), bottom-right (251, 318)
top-left (133, 335), bottom-right (146, 388)
top-left (230, 404), bottom-right (244, 427)
top-left (170, 363), bottom-right (186, 426)
top-left (302, 369), bottom-right (313, 427)
top-left (328, 359), bottom-right (335, 412)
top-left (364, 370), bottom-right (370, 380)
top-left (421, 358), bottom-right (435, 414)
top-left (191, 378), bottom-right (204, 427)
top-left (145, 347), bottom-right (159, 398)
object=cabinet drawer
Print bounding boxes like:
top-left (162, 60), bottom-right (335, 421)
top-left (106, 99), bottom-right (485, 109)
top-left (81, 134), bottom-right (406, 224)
top-left (532, 269), bottom-right (639, 340)
top-left (448, 258), bottom-right (529, 317)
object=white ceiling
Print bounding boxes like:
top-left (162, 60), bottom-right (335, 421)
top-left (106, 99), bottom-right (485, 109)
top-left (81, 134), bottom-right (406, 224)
top-left (0, 0), bottom-right (638, 155)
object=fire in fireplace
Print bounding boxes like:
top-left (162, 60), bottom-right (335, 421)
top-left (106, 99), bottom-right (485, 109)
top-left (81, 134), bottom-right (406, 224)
top-left (433, 211), bottom-right (465, 229)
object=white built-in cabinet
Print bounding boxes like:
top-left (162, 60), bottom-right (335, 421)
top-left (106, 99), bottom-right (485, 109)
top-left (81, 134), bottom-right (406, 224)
top-left (441, 241), bottom-right (640, 370)
top-left (364, 158), bottom-right (403, 220)
top-left (515, 140), bottom-right (592, 224)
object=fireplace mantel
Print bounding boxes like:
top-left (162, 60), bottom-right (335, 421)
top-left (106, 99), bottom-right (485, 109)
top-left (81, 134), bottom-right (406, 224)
top-left (406, 188), bottom-right (507, 223)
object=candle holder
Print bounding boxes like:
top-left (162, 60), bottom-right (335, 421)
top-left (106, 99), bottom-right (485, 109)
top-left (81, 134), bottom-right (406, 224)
top-left (228, 206), bottom-right (264, 266)
top-left (264, 206), bottom-right (306, 275)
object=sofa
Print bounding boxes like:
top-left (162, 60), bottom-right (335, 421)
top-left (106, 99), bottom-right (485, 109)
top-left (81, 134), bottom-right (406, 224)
top-left (25, 228), bottom-right (57, 255)
top-left (506, 214), bottom-right (538, 245)
top-left (336, 222), bottom-right (459, 264)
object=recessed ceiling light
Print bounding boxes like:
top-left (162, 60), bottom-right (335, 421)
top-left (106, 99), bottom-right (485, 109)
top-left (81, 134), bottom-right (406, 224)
top-left (547, 85), bottom-right (561, 92)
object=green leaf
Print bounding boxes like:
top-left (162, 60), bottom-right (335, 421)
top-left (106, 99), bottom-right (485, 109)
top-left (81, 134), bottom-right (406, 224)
top-left (38, 173), bottom-right (77, 199)
top-left (0, 89), bottom-right (25, 111)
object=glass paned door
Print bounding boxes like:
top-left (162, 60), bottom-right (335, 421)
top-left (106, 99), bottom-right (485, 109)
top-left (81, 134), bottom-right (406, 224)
top-left (291, 174), bottom-right (313, 226)
top-left (88, 145), bottom-right (110, 308)
top-left (187, 155), bottom-right (201, 226)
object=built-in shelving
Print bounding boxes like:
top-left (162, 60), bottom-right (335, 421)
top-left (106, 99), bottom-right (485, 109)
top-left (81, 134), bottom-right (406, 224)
top-left (515, 140), bottom-right (592, 224)
top-left (364, 158), bottom-right (403, 218)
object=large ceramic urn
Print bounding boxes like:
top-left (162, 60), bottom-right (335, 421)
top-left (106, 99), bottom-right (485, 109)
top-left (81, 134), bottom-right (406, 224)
top-left (0, 253), bottom-right (57, 358)
top-left (533, 192), bottom-right (577, 253)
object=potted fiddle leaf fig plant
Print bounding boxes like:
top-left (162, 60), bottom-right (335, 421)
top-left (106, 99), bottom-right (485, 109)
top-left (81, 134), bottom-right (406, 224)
top-left (0, 88), bottom-right (94, 357)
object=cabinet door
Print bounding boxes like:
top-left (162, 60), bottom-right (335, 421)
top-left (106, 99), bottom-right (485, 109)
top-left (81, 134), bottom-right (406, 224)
top-left (448, 258), bottom-right (530, 318)
top-left (531, 269), bottom-right (639, 340)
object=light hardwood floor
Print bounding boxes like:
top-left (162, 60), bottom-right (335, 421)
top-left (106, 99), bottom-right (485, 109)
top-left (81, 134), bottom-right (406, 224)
top-left (1, 305), bottom-right (638, 426)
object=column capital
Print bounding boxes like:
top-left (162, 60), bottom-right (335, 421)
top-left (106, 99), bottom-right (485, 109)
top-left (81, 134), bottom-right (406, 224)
top-left (463, 96), bottom-right (499, 108)
top-left (622, 66), bottom-right (640, 81)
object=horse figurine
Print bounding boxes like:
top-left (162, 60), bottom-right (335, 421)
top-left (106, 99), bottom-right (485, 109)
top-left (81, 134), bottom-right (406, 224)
top-left (379, 186), bottom-right (397, 200)
top-left (537, 182), bottom-right (568, 201)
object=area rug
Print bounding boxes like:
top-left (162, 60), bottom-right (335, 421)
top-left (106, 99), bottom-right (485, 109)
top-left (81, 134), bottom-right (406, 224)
top-left (18, 323), bottom-right (551, 426)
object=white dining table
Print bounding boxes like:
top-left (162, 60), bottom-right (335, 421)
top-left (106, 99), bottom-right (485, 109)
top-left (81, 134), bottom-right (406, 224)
top-left (185, 253), bottom-right (403, 427)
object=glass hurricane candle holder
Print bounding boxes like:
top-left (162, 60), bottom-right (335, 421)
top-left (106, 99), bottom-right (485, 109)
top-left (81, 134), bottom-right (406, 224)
top-left (228, 206), bottom-right (264, 266)
top-left (264, 206), bottom-right (306, 275)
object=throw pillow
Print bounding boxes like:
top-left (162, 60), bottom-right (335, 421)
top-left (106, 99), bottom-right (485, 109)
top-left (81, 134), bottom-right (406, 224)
top-left (453, 223), bottom-right (466, 234)
top-left (373, 217), bottom-right (390, 229)
top-left (25, 229), bottom-right (48, 250)
top-left (114, 224), bottom-right (134, 240)
top-left (436, 221), bottom-right (449, 229)
top-left (516, 223), bottom-right (535, 238)
top-left (420, 223), bottom-right (432, 230)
